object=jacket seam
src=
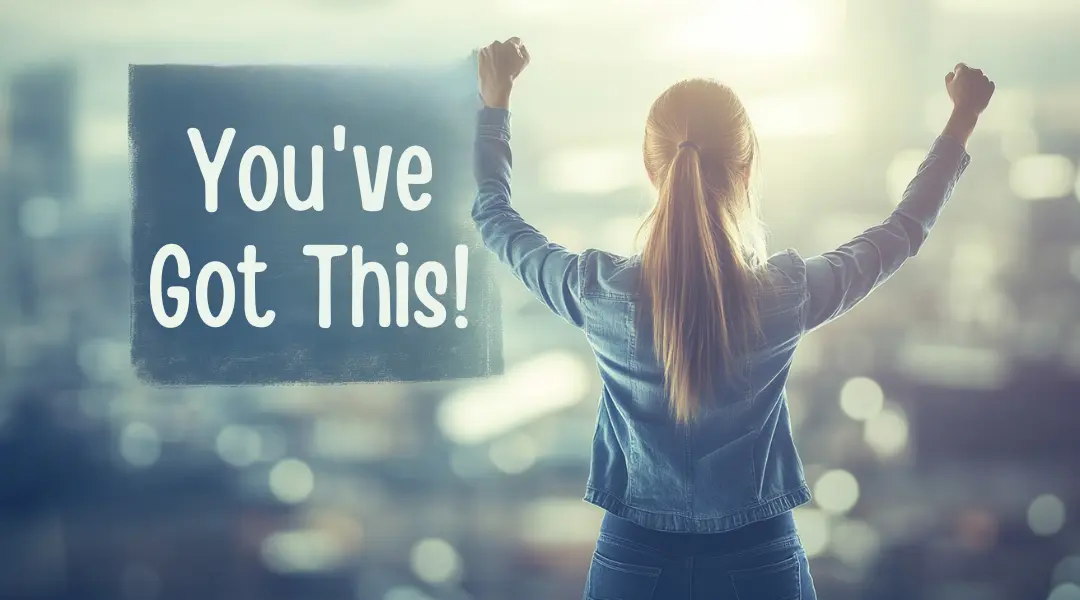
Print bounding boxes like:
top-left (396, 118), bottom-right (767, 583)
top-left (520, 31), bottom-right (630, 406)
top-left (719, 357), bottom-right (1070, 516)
top-left (685, 426), bottom-right (694, 516)
top-left (584, 484), bottom-right (811, 532)
top-left (579, 249), bottom-right (589, 333)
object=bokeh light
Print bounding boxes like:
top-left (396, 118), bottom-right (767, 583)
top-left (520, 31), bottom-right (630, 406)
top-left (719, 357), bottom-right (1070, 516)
top-left (489, 433), bottom-right (538, 475)
top-left (409, 538), bottom-right (463, 585)
top-left (261, 529), bottom-right (346, 574)
top-left (383, 586), bottom-right (434, 600)
top-left (77, 338), bottom-right (131, 384)
top-left (437, 351), bottom-right (591, 445)
top-left (863, 404), bottom-right (910, 458)
top-left (1028, 494), bottom-right (1067, 536)
top-left (1053, 555), bottom-right (1080, 586)
top-left (839, 376), bottom-right (885, 421)
top-left (1009, 154), bottom-right (1076, 200)
top-left (119, 422), bottom-right (161, 468)
top-left (268, 458), bottom-right (315, 504)
top-left (215, 425), bottom-right (262, 468)
top-left (814, 469), bottom-right (860, 515)
top-left (18, 195), bottom-right (61, 239)
top-left (1000, 126), bottom-right (1040, 160)
top-left (830, 519), bottom-right (881, 568)
top-left (521, 498), bottom-right (605, 546)
top-left (792, 508), bottom-right (830, 558)
top-left (1048, 583), bottom-right (1080, 600)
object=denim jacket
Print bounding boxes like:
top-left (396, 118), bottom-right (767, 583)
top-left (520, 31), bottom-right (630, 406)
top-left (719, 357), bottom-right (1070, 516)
top-left (473, 107), bottom-right (970, 533)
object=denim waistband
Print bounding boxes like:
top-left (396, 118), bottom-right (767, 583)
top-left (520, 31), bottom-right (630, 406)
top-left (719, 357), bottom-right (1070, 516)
top-left (598, 509), bottom-right (798, 557)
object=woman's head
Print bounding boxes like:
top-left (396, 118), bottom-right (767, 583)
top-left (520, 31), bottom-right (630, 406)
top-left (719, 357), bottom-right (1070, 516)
top-left (638, 78), bottom-right (766, 424)
top-left (643, 79), bottom-right (757, 198)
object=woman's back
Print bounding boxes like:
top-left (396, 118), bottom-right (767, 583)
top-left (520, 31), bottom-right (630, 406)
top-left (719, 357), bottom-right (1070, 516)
top-left (573, 121), bottom-right (970, 528)
top-left (578, 249), bottom-right (810, 532)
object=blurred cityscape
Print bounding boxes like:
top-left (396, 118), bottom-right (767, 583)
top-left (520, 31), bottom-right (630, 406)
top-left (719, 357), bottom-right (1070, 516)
top-left (2, 0), bottom-right (1080, 599)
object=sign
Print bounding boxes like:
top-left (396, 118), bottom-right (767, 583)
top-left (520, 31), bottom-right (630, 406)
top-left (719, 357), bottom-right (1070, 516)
top-left (130, 63), bottom-right (503, 384)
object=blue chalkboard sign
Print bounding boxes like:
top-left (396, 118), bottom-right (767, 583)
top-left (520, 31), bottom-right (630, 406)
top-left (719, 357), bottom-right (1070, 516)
top-left (130, 62), bottom-right (503, 384)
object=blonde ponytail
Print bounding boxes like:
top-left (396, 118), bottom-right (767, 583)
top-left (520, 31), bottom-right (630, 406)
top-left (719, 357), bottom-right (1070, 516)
top-left (640, 79), bottom-right (763, 424)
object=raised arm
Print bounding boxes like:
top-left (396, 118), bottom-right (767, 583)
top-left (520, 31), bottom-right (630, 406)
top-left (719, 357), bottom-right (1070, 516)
top-left (472, 38), bottom-right (588, 328)
top-left (803, 63), bottom-right (995, 332)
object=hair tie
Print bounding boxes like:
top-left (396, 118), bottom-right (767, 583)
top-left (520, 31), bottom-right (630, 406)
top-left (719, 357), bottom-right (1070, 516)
top-left (678, 140), bottom-right (699, 152)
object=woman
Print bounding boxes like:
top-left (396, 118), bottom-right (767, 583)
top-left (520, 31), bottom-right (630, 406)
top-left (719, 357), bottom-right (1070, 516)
top-left (474, 38), bottom-right (994, 600)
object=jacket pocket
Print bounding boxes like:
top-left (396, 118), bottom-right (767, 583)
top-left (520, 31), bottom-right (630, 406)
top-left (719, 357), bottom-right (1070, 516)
top-left (729, 552), bottom-right (802, 600)
top-left (584, 551), bottom-right (662, 600)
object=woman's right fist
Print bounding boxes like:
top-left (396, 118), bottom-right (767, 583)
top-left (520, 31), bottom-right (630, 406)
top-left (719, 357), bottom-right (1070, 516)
top-left (478, 37), bottom-right (530, 110)
top-left (946, 63), bottom-right (995, 115)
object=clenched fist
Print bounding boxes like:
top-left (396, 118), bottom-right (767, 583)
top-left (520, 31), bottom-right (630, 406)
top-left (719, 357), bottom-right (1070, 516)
top-left (946, 63), bottom-right (995, 116)
top-left (478, 37), bottom-right (530, 109)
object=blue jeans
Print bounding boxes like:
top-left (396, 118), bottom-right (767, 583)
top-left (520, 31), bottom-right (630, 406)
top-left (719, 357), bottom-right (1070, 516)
top-left (583, 511), bottom-right (816, 600)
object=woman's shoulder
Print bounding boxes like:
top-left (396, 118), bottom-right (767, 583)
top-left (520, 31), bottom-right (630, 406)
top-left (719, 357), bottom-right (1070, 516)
top-left (753, 249), bottom-right (809, 317)
top-left (578, 249), bottom-right (641, 300)
top-left (763, 248), bottom-right (807, 289)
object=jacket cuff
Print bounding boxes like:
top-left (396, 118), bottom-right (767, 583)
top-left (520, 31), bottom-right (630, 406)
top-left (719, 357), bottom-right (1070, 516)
top-left (930, 135), bottom-right (972, 173)
top-left (477, 107), bottom-right (511, 141)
